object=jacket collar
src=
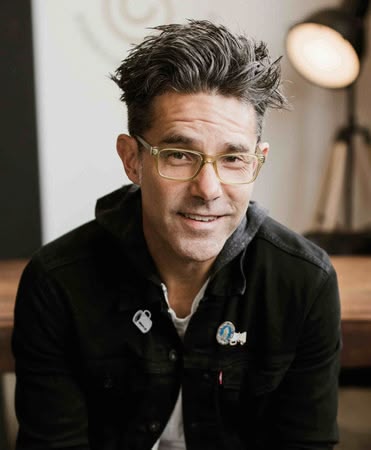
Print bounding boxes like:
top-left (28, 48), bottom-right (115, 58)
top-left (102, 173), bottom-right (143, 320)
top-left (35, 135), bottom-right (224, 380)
top-left (95, 185), bottom-right (268, 308)
top-left (208, 200), bottom-right (267, 296)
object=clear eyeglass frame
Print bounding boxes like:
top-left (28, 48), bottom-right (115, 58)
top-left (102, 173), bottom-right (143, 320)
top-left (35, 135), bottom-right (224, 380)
top-left (135, 135), bottom-right (265, 185)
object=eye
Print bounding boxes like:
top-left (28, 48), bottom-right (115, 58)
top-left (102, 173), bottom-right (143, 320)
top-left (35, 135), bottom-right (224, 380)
top-left (168, 151), bottom-right (188, 160)
top-left (220, 154), bottom-right (251, 165)
top-left (219, 154), bottom-right (258, 172)
top-left (160, 149), bottom-right (198, 165)
top-left (221, 155), bottom-right (245, 163)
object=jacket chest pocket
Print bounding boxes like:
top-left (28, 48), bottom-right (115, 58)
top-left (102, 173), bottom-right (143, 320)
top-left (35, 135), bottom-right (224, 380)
top-left (219, 351), bottom-right (294, 403)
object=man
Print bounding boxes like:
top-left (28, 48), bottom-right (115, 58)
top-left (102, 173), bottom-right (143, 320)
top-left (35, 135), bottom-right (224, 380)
top-left (13, 20), bottom-right (341, 450)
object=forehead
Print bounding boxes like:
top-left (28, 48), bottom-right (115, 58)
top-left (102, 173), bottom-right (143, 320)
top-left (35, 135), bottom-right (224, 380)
top-left (147, 92), bottom-right (258, 145)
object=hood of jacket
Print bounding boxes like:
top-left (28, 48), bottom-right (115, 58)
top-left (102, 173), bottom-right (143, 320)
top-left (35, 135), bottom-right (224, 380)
top-left (95, 184), bottom-right (268, 287)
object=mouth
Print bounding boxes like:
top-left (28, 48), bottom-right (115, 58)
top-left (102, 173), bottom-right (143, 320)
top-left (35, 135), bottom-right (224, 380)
top-left (179, 213), bottom-right (221, 222)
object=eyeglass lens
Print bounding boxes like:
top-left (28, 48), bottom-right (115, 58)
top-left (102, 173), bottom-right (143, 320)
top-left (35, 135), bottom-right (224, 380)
top-left (157, 149), bottom-right (259, 183)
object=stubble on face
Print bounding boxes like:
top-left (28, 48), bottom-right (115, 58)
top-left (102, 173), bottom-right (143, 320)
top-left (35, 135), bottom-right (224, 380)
top-left (136, 92), bottom-right (261, 271)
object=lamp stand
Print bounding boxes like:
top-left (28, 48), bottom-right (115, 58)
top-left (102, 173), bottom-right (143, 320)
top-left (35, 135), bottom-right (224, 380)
top-left (305, 83), bottom-right (371, 253)
top-left (345, 84), bottom-right (356, 229)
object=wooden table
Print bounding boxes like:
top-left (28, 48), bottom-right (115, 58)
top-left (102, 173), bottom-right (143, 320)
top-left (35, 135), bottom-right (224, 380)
top-left (331, 257), bottom-right (371, 367)
top-left (0, 260), bottom-right (27, 373)
top-left (1, 257), bottom-right (371, 372)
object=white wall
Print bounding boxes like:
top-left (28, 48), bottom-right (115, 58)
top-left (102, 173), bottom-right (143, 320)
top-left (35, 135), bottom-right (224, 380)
top-left (31, 0), bottom-right (371, 242)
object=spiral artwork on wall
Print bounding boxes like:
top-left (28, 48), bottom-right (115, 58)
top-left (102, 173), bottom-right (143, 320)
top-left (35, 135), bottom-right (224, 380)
top-left (103, 0), bottom-right (174, 43)
top-left (75, 0), bottom-right (174, 65)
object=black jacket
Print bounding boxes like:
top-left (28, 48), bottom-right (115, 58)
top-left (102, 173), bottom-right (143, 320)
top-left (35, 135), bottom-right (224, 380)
top-left (12, 185), bottom-right (341, 450)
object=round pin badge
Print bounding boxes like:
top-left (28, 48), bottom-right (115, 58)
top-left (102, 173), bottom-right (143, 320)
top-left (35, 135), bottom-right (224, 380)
top-left (216, 321), bottom-right (235, 345)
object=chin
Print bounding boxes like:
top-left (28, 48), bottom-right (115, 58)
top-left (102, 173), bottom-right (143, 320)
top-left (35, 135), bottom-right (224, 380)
top-left (176, 243), bottom-right (223, 264)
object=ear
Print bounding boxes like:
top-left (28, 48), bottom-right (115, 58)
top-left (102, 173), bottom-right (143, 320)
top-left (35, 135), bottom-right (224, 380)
top-left (116, 134), bottom-right (142, 185)
top-left (258, 142), bottom-right (270, 159)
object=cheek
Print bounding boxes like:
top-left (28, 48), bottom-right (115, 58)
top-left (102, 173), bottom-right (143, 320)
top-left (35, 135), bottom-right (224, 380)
top-left (138, 159), bottom-right (156, 191)
top-left (140, 172), bottom-right (175, 211)
top-left (226, 186), bottom-right (253, 209)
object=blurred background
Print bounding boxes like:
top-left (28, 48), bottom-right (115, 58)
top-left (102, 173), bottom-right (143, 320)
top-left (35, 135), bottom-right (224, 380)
top-left (1, 0), bottom-right (370, 449)
top-left (2, 0), bottom-right (370, 251)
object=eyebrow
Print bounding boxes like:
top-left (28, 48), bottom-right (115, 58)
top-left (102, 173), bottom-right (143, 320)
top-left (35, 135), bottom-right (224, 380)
top-left (224, 142), bottom-right (252, 153)
top-left (159, 134), bottom-right (253, 153)
top-left (159, 134), bottom-right (194, 147)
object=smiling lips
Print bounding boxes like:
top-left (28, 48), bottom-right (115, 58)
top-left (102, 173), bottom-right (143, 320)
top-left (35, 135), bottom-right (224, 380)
top-left (180, 212), bottom-right (221, 222)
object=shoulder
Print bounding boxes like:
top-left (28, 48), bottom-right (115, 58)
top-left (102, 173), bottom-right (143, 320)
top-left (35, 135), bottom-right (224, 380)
top-left (16, 219), bottom-right (126, 323)
top-left (243, 216), bottom-right (340, 348)
top-left (244, 216), bottom-right (337, 306)
top-left (26, 219), bottom-right (117, 279)
top-left (254, 216), bottom-right (333, 274)
top-left (35, 220), bottom-right (103, 266)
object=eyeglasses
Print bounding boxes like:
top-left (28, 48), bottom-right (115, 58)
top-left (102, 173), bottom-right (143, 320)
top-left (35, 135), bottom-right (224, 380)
top-left (135, 136), bottom-right (265, 185)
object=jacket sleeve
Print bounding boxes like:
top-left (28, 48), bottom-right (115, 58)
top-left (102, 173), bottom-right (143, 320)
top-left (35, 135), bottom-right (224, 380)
top-left (264, 266), bottom-right (341, 450)
top-left (12, 258), bottom-right (90, 450)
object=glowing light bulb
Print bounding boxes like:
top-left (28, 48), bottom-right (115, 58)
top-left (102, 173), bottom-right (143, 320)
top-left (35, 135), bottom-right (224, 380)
top-left (287, 23), bottom-right (360, 88)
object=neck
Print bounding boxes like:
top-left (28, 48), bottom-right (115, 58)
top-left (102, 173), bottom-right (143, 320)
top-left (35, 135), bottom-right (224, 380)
top-left (162, 270), bottom-right (209, 318)
top-left (146, 241), bottom-right (214, 318)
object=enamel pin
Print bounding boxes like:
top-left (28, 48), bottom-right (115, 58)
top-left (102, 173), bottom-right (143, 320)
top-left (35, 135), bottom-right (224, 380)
top-left (133, 309), bottom-right (152, 333)
top-left (230, 331), bottom-right (247, 346)
top-left (216, 321), bottom-right (247, 346)
top-left (216, 321), bottom-right (235, 345)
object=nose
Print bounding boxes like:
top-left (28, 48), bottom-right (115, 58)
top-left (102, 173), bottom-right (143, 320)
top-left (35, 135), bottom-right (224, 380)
top-left (189, 161), bottom-right (223, 201)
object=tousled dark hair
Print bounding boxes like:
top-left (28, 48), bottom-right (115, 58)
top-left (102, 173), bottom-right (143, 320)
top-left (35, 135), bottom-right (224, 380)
top-left (110, 20), bottom-right (288, 139)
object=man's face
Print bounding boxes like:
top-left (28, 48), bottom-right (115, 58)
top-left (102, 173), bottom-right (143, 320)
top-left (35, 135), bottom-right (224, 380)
top-left (118, 92), bottom-right (269, 267)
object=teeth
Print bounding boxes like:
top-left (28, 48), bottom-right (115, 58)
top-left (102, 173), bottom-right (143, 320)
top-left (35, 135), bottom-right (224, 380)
top-left (183, 213), bottom-right (218, 222)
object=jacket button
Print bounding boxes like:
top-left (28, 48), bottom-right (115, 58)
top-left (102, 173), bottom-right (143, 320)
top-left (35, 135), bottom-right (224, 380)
top-left (168, 349), bottom-right (178, 362)
top-left (103, 376), bottom-right (113, 389)
top-left (190, 422), bottom-right (199, 431)
top-left (203, 372), bottom-right (211, 381)
top-left (148, 421), bottom-right (161, 433)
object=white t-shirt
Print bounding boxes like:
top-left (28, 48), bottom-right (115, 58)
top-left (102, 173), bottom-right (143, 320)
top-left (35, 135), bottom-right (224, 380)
top-left (152, 281), bottom-right (209, 450)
